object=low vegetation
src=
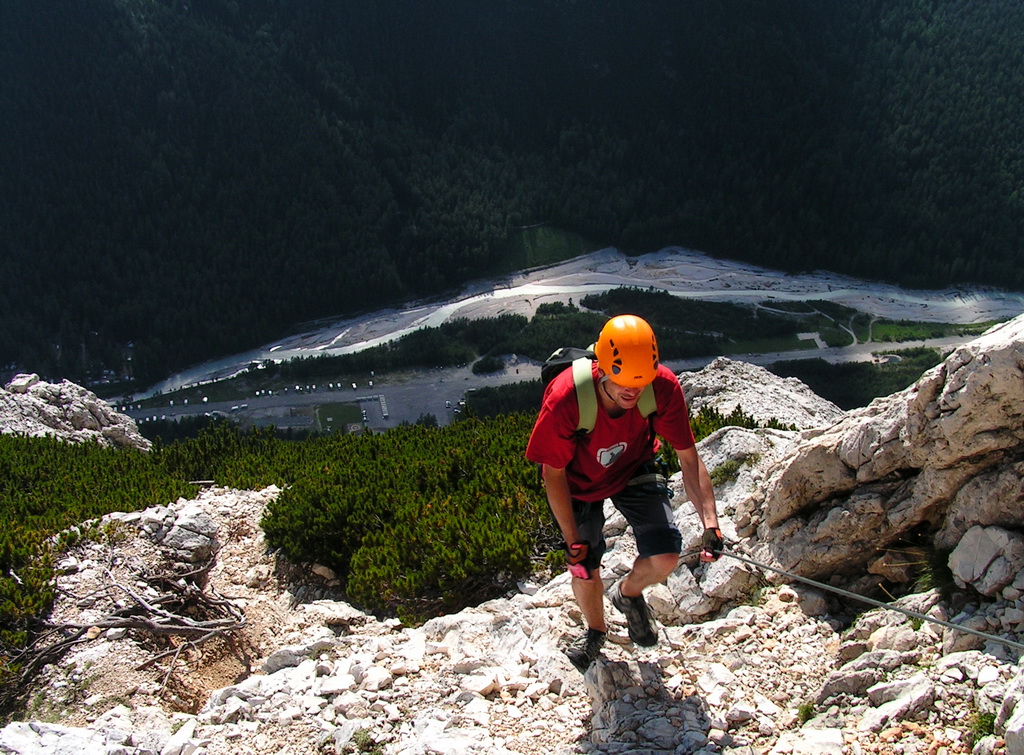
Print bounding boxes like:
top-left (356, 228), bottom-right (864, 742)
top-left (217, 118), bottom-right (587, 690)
top-left (709, 458), bottom-right (746, 488)
top-left (967, 709), bottom-right (996, 746)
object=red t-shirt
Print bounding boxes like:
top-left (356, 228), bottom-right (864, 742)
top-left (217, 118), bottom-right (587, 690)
top-left (525, 361), bottom-right (696, 502)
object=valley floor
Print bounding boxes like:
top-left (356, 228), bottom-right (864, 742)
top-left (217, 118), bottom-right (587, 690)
top-left (144, 246), bottom-right (1024, 397)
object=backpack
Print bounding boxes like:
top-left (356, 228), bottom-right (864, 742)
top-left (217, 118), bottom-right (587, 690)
top-left (541, 346), bottom-right (657, 433)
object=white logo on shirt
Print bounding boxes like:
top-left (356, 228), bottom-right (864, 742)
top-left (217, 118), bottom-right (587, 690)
top-left (597, 442), bottom-right (627, 468)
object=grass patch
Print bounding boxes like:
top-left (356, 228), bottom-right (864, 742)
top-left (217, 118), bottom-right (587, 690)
top-left (870, 319), bottom-right (996, 343)
top-left (315, 403), bottom-right (364, 433)
top-left (797, 701), bottom-right (816, 723)
top-left (818, 326), bottom-right (855, 347)
top-left (966, 709), bottom-right (996, 746)
top-left (911, 545), bottom-right (958, 600)
top-left (850, 313), bottom-right (874, 343)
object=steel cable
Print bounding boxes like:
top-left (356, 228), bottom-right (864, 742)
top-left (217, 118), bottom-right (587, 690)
top-left (710, 548), bottom-right (1024, 654)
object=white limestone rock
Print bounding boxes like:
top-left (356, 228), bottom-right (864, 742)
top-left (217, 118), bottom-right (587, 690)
top-left (735, 315), bottom-right (1024, 584)
top-left (936, 460), bottom-right (1024, 550)
top-left (768, 727), bottom-right (845, 754)
top-left (994, 667), bottom-right (1024, 747)
top-left (857, 673), bottom-right (935, 732)
top-left (157, 500), bottom-right (220, 563)
top-left (0, 720), bottom-right (138, 754)
top-left (0, 374), bottom-right (150, 450)
top-left (949, 525), bottom-right (1024, 596)
top-left (678, 357), bottom-right (845, 430)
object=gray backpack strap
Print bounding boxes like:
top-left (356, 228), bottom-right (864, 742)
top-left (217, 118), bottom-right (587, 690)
top-left (571, 357), bottom-right (598, 433)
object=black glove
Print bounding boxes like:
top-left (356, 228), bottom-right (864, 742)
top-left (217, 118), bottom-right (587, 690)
top-left (701, 527), bottom-right (724, 562)
top-left (566, 541), bottom-right (599, 580)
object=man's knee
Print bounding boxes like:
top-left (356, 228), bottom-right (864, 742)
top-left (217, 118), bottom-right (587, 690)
top-left (648, 552), bottom-right (679, 578)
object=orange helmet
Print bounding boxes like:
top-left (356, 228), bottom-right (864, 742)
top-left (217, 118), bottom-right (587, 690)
top-left (595, 314), bottom-right (660, 387)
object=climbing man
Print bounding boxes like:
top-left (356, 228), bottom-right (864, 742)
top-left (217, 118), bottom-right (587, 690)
top-left (526, 314), bottom-right (722, 672)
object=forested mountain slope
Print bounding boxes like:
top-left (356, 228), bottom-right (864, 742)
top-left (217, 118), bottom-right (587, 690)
top-left (2, 0), bottom-right (1022, 384)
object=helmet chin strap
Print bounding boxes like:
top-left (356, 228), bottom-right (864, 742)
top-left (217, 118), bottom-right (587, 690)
top-left (599, 374), bottom-right (630, 417)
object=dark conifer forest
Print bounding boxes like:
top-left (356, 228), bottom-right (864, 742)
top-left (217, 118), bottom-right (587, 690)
top-left (2, 0), bottom-right (1022, 384)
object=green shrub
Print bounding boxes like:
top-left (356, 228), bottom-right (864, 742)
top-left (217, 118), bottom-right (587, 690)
top-left (797, 701), bottom-right (816, 724)
top-left (709, 451), bottom-right (763, 487)
top-left (710, 458), bottom-right (744, 487)
top-left (260, 415), bottom-right (555, 622)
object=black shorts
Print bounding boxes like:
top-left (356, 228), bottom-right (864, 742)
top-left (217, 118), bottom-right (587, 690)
top-left (572, 462), bottom-right (682, 564)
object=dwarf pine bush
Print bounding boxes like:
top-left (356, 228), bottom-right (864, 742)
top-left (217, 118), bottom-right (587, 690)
top-left (260, 415), bottom-right (553, 622)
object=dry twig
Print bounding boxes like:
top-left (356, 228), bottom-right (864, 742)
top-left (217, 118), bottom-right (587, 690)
top-left (10, 558), bottom-right (246, 696)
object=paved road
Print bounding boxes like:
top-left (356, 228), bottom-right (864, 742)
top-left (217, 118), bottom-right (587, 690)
top-left (125, 335), bottom-right (975, 431)
top-left (128, 360), bottom-right (543, 431)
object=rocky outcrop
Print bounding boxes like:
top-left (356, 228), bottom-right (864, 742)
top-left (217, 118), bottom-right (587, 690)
top-left (4, 317), bottom-right (1024, 754)
top-left (0, 373), bottom-right (149, 450)
top-left (679, 356), bottom-right (846, 431)
top-left (732, 315), bottom-right (1024, 596)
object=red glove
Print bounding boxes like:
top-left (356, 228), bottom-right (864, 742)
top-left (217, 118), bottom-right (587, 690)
top-left (567, 541), bottom-right (598, 580)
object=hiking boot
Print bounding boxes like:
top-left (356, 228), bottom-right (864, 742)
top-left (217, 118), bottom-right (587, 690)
top-left (611, 582), bottom-right (658, 646)
top-left (564, 628), bottom-right (606, 673)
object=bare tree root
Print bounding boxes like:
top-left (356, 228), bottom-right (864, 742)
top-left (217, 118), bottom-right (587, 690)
top-left (7, 557), bottom-right (246, 703)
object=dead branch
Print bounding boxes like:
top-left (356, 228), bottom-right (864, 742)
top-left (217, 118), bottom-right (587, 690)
top-left (11, 558), bottom-right (246, 695)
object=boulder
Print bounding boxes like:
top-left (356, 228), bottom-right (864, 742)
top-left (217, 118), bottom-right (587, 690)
top-left (936, 461), bottom-right (1024, 549)
top-left (157, 501), bottom-right (220, 563)
top-left (679, 356), bottom-right (846, 430)
top-left (998, 670), bottom-right (1024, 755)
top-left (948, 525), bottom-right (1024, 596)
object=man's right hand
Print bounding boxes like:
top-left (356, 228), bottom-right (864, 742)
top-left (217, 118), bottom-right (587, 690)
top-left (700, 527), bottom-right (724, 562)
top-left (567, 541), bottom-right (596, 580)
